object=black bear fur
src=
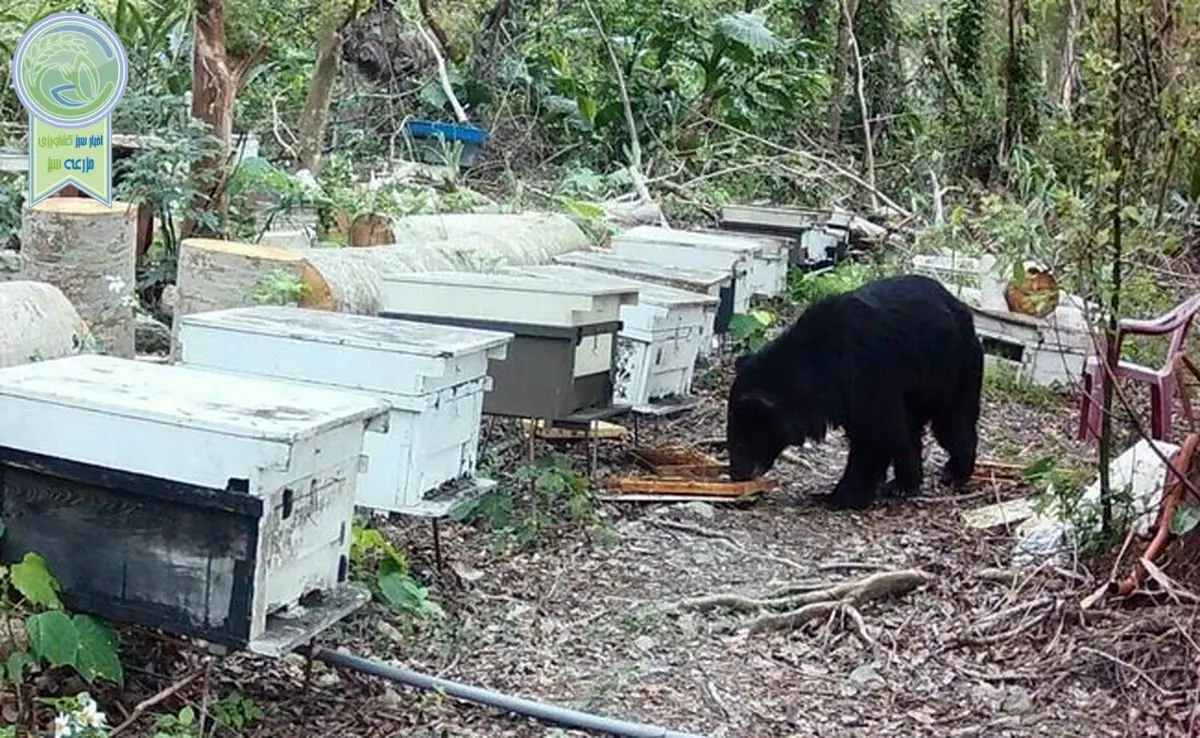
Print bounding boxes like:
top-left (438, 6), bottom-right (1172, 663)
top-left (725, 274), bottom-right (984, 510)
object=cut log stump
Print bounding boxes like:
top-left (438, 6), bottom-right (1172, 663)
top-left (20, 199), bottom-right (137, 358)
top-left (0, 280), bottom-right (92, 367)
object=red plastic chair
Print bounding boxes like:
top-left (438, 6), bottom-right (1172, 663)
top-left (1077, 294), bottom-right (1200, 443)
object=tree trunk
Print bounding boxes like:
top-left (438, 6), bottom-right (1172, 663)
top-left (20, 200), bottom-right (138, 358)
top-left (348, 212), bottom-right (591, 260)
top-left (0, 281), bottom-right (93, 367)
top-left (186, 0), bottom-right (268, 239)
top-left (294, 20), bottom-right (344, 172)
top-left (170, 238), bottom-right (326, 357)
top-left (825, 0), bottom-right (858, 147)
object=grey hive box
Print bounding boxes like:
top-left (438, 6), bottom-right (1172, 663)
top-left (503, 265), bottom-right (718, 413)
top-left (0, 354), bottom-right (389, 656)
top-left (378, 270), bottom-right (639, 422)
top-left (176, 306), bottom-right (514, 518)
top-left (554, 249), bottom-right (736, 337)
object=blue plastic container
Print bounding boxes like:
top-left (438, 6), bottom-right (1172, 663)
top-left (403, 120), bottom-right (490, 167)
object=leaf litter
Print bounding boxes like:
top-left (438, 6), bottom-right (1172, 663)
top-left (73, 358), bottom-right (1200, 737)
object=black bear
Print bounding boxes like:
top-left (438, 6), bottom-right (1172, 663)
top-left (725, 273), bottom-right (984, 510)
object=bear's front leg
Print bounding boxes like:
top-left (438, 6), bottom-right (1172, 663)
top-left (825, 442), bottom-right (891, 510)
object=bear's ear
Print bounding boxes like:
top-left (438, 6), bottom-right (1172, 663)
top-left (734, 353), bottom-right (752, 374)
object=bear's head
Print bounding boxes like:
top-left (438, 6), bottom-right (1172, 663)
top-left (726, 352), bottom-right (829, 481)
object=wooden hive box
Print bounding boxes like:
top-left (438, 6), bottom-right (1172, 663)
top-left (554, 249), bottom-right (735, 341)
top-left (378, 270), bottom-right (639, 422)
top-left (970, 305), bottom-right (1092, 387)
top-left (613, 226), bottom-right (788, 299)
top-left (176, 306), bottom-right (514, 518)
top-left (609, 234), bottom-right (752, 314)
top-left (719, 203), bottom-right (814, 238)
top-left (504, 265), bottom-right (718, 414)
top-left (0, 354), bottom-right (389, 656)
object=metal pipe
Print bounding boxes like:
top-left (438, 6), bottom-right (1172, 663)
top-left (304, 645), bottom-right (705, 738)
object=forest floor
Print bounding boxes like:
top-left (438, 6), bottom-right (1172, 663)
top-left (104, 355), bottom-right (1199, 738)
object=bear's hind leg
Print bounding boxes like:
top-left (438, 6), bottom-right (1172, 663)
top-left (932, 411), bottom-right (978, 489)
top-left (826, 443), bottom-right (891, 510)
top-left (887, 413), bottom-right (925, 496)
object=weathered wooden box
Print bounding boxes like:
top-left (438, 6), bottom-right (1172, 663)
top-left (720, 204), bottom-right (814, 237)
top-left (554, 248), bottom-right (734, 343)
top-left (176, 306), bottom-right (514, 518)
top-left (613, 226), bottom-right (788, 299)
top-left (610, 234), bottom-right (752, 313)
top-left (503, 265), bottom-right (719, 413)
top-left (971, 305), bottom-right (1091, 387)
top-left (0, 354), bottom-right (389, 656)
top-left (378, 270), bottom-right (639, 421)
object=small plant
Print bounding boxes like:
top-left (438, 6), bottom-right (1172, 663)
top-left (1024, 456), bottom-right (1130, 556)
top-left (454, 453), bottom-right (594, 551)
top-left (250, 269), bottom-right (310, 306)
top-left (349, 521), bottom-right (444, 619)
top-left (728, 309), bottom-right (776, 354)
top-left (211, 692), bottom-right (264, 732)
top-left (0, 520), bottom-right (123, 729)
top-left (43, 693), bottom-right (108, 737)
top-left (150, 705), bottom-right (197, 737)
top-left (789, 261), bottom-right (875, 306)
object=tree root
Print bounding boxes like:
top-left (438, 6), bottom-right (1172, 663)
top-left (676, 569), bottom-right (933, 635)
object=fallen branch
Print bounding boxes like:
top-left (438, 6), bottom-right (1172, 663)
top-left (109, 668), bottom-right (207, 736)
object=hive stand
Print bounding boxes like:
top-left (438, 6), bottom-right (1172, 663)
top-left (612, 225), bottom-right (789, 299)
top-left (0, 354), bottom-right (389, 656)
top-left (502, 265), bottom-right (718, 431)
top-left (377, 270), bottom-right (640, 475)
top-left (553, 249), bottom-right (734, 354)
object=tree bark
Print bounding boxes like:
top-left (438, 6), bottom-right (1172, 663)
top-left (186, 0), bottom-right (269, 238)
top-left (825, 0), bottom-right (858, 147)
top-left (294, 20), bottom-right (345, 172)
top-left (20, 200), bottom-right (139, 358)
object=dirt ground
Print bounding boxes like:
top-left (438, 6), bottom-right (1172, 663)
top-left (99, 357), bottom-right (1199, 738)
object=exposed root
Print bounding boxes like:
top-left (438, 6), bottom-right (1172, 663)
top-left (675, 569), bottom-right (933, 635)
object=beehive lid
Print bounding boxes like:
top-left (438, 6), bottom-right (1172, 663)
top-left (381, 269), bottom-right (635, 298)
top-left (554, 250), bottom-right (730, 290)
top-left (0, 355), bottom-right (389, 443)
top-left (506, 265), bottom-right (720, 308)
top-left (180, 306), bottom-right (513, 358)
top-left (617, 226), bottom-right (766, 254)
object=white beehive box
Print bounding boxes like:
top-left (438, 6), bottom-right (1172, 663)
top-left (176, 306), bottom-right (514, 517)
top-left (0, 354), bottom-right (389, 656)
top-left (503, 265), bottom-right (719, 412)
top-left (613, 226), bottom-right (788, 299)
top-left (378, 270), bottom-right (640, 420)
top-left (971, 306), bottom-right (1091, 387)
top-left (553, 249), bottom-right (736, 356)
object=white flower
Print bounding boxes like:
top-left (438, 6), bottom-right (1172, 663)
top-left (103, 275), bottom-right (126, 294)
top-left (52, 714), bottom-right (72, 738)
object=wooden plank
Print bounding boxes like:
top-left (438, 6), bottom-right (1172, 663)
top-left (597, 493), bottom-right (758, 504)
top-left (602, 475), bottom-right (778, 496)
top-left (521, 418), bottom-right (629, 441)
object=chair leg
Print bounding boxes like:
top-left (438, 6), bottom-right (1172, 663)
top-left (1080, 367), bottom-right (1106, 441)
top-left (1151, 379), bottom-right (1175, 442)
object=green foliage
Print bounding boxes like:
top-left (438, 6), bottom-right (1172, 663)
top-left (453, 453), bottom-right (594, 551)
top-left (0, 540), bottom-right (124, 698)
top-left (728, 309), bottom-right (776, 354)
top-left (211, 692), bottom-right (265, 732)
top-left (250, 269), bottom-right (310, 306)
top-left (1025, 455), bottom-right (1133, 557)
top-left (349, 521), bottom-right (444, 619)
top-left (788, 260), bottom-right (875, 306)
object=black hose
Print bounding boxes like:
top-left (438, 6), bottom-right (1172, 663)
top-left (303, 645), bottom-right (706, 738)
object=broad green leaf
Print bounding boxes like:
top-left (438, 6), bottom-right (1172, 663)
top-left (5, 650), bottom-right (34, 683)
top-left (73, 615), bottom-right (123, 685)
top-left (178, 706), bottom-right (196, 726)
top-left (377, 572), bottom-right (427, 612)
top-left (749, 308), bottom-right (775, 327)
top-left (26, 610), bottom-right (78, 668)
top-left (1170, 505), bottom-right (1200, 537)
top-left (712, 12), bottom-right (783, 52)
top-left (560, 198), bottom-right (605, 220)
top-left (11, 552), bottom-right (62, 610)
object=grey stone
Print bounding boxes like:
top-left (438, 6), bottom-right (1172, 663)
top-left (135, 312), bottom-right (172, 354)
